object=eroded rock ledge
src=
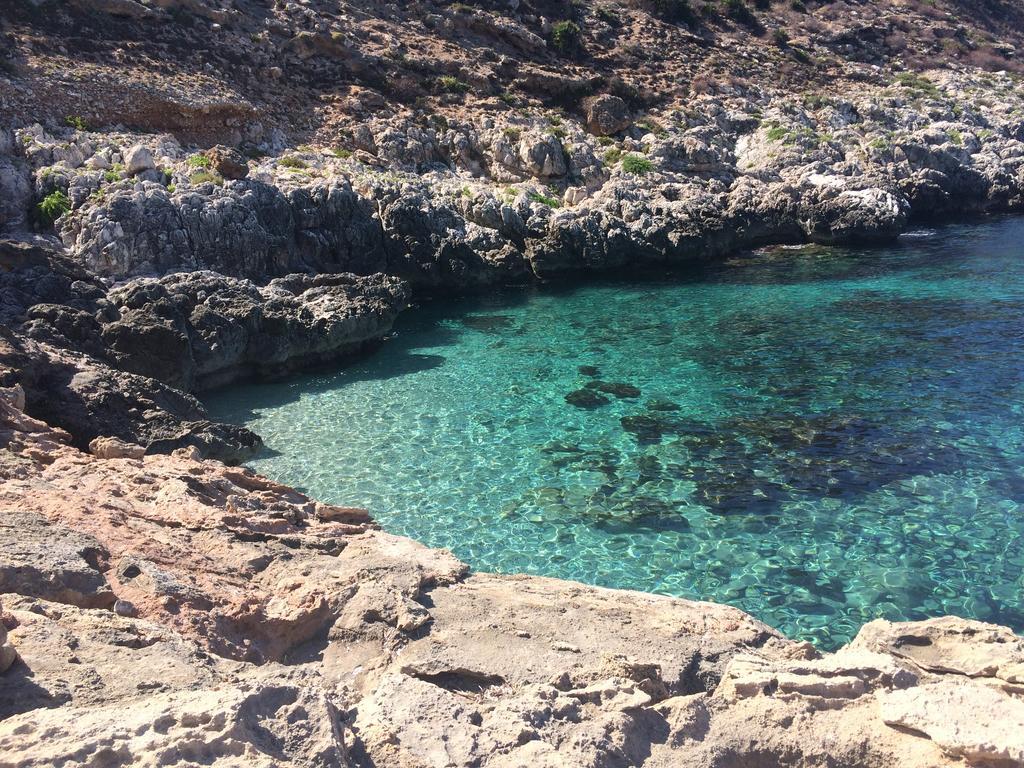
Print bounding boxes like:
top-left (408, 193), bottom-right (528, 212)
top-left (1, 392), bottom-right (1022, 767)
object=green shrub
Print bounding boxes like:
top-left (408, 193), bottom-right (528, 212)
top-left (790, 46), bottom-right (812, 64)
top-left (103, 163), bottom-right (124, 183)
top-left (331, 147), bottom-right (353, 159)
top-left (802, 93), bottom-right (830, 110)
top-left (438, 74), bottom-right (471, 93)
top-left (64, 115), bottom-right (88, 131)
top-left (190, 171), bottom-right (223, 186)
top-left (37, 190), bottom-right (70, 227)
top-left (551, 20), bottom-right (582, 54)
top-left (278, 155), bottom-right (308, 169)
top-left (596, 5), bottom-right (620, 24)
top-left (187, 154), bottom-right (211, 168)
top-left (773, 29), bottom-right (789, 46)
top-left (765, 124), bottom-right (788, 141)
top-left (621, 154), bottom-right (654, 174)
top-left (895, 72), bottom-right (941, 98)
top-left (603, 147), bottom-right (623, 164)
top-left (724, 0), bottom-right (759, 28)
top-left (529, 190), bottom-right (561, 208)
top-left (502, 127), bottom-right (522, 141)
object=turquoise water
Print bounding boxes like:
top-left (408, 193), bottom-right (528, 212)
top-left (206, 218), bottom-right (1024, 649)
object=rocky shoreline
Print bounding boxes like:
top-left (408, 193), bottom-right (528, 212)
top-left (3, 0), bottom-right (1024, 763)
top-left (3, 67), bottom-right (1024, 460)
top-left (1, 395), bottom-right (1023, 767)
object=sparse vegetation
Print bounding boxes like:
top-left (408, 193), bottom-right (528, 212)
top-left (643, 0), bottom-right (697, 25)
top-left (765, 124), bottom-right (788, 141)
top-left (36, 190), bottom-right (70, 227)
top-left (187, 154), bottom-right (211, 169)
top-left (896, 72), bottom-right (941, 98)
top-left (438, 74), bottom-right (471, 94)
top-left (603, 147), bottom-right (623, 165)
top-left (621, 154), bottom-right (654, 174)
top-left (190, 171), bottom-right (223, 186)
top-left (551, 20), bottom-right (583, 55)
top-left (64, 115), bottom-right (88, 131)
top-left (724, 0), bottom-right (760, 30)
top-left (278, 155), bottom-right (308, 169)
top-left (529, 190), bottom-right (561, 207)
top-left (331, 148), bottom-right (353, 159)
top-left (103, 163), bottom-right (125, 183)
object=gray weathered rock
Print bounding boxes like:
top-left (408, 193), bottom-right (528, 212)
top-left (123, 144), bottom-right (155, 175)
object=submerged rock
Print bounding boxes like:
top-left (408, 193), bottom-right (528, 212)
top-left (461, 314), bottom-right (514, 332)
top-left (647, 398), bottom-right (681, 412)
top-left (586, 380), bottom-right (642, 398)
top-left (565, 388), bottom-right (610, 408)
top-left (621, 414), bottom-right (671, 442)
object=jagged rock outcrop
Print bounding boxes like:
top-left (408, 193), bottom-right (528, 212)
top-left (0, 328), bottom-right (262, 462)
top-left (0, 239), bottom-right (409, 459)
top-left (1, 70), bottom-right (1004, 289)
top-left (102, 270), bottom-right (409, 390)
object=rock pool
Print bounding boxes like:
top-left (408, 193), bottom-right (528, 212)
top-left (206, 217), bottom-right (1024, 649)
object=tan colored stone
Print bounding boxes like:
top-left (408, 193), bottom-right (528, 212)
top-left (852, 615), bottom-right (1024, 682)
top-left (88, 435), bottom-right (146, 459)
top-left (879, 681), bottom-right (1024, 764)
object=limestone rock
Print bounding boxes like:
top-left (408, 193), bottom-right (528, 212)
top-left (878, 682), bottom-right (1024, 764)
top-left (103, 270), bottom-right (410, 391)
top-left (851, 615), bottom-right (1024, 681)
top-left (123, 144), bottom-right (155, 175)
top-left (88, 436), bottom-right (146, 459)
top-left (0, 509), bottom-right (114, 609)
top-left (203, 144), bottom-right (249, 180)
top-left (582, 94), bottom-right (632, 136)
top-left (0, 598), bottom-right (15, 674)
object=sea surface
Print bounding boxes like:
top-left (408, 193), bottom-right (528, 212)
top-left (206, 217), bottom-right (1024, 649)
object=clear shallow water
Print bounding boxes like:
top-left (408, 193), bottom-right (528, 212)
top-left (206, 218), bottom-right (1024, 649)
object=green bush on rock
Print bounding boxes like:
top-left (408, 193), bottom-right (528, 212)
top-left (551, 21), bottom-right (582, 55)
top-left (37, 190), bottom-right (70, 227)
top-left (621, 154), bottom-right (654, 174)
